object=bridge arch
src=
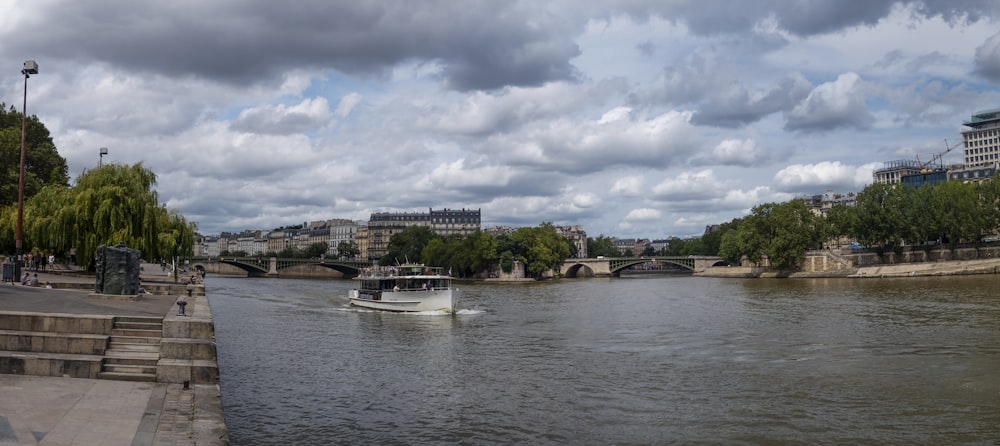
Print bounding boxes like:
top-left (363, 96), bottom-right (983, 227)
top-left (563, 264), bottom-right (595, 278)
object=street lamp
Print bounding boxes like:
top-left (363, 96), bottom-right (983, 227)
top-left (16, 60), bottom-right (38, 261)
top-left (99, 147), bottom-right (108, 166)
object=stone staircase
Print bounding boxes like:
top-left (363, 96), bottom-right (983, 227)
top-left (99, 316), bottom-right (162, 382)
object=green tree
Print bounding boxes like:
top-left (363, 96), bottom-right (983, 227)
top-left (717, 230), bottom-right (742, 264)
top-left (5, 163), bottom-right (195, 269)
top-left (853, 182), bottom-right (907, 254)
top-left (419, 231), bottom-right (497, 278)
top-left (336, 241), bottom-right (360, 259)
top-left (586, 235), bottom-right (618, 257)
top-left (511, 222), bottom-right (572, 278)
top-left (0, 104), bottom-right (69, 209)
top-left (978, 175), bottom-right (1000, 238)
top-left (381, 225), bottom-right (435, 265)
top-left (720, 200), bottom-right (824, 270)
top-left (908, 184), bottom-right (943, 247)
top-left (930, 180), bottom-right (983, 247)
top-left (824, 203), bottom-right (857, 243)
top-left (701, 219), bottom-right (741, 256)
top-left (459, 230), bottom-right (498, 277)
top-left (278, 247), bottom-right (300, 258)
top-left (304, 242), bottom-right (330, 259)
top-left (422, 237), bottom-right (455, 272)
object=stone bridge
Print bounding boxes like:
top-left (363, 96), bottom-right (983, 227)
top-left (561, 256), bottom-right (725, 278)
top-left (189, 257), bottom-right (371, 278)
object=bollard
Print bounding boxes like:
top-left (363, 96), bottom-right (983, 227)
top-left (186, 283), bottom-right (194, 297)
top-left (177, 300), bottom-right (187, 316)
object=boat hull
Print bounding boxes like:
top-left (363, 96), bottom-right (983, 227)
top-left (348, 289), bottom-right (455, 312)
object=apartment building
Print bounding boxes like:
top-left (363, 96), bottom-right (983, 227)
top-left (367, 208), bottom-right (481, 261)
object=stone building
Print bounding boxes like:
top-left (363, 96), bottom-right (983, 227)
top-left (366, 208), bottom-right (481, 261)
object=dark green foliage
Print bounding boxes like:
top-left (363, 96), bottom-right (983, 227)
top-left (0, 104), bottom-right (69, 209)
top-left (718, 200), bottom-right (824, 270)
top-left (0, 163), bottom-right (196, 269)
top-left (586, 235), bottom-right (618, 257)
top-left (336, 241), bottom-right (360, 259)
top-left (304, 242), bottom-right (330, 259)
top-left (381, 226), bottom-right (436, 265)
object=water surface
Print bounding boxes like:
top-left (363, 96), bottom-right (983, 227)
top-left (208, 275), bottom-right (1000, 445)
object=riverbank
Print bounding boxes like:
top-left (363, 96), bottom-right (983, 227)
top-left (0, 263), bottom-right (228, 445)
top-left (696, 257), bottom-right (1000, 279)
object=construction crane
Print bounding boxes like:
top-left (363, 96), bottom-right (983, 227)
top-left (919, 139), bottom-right (962, 172)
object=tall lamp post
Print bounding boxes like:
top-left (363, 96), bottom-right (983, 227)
top-left (16, 60), bottom-right (38, 265)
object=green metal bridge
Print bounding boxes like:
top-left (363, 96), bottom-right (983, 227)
top-left (191, 255), bottom-right (724, 278)
top-left (190, 256), bottom-right (372, 277)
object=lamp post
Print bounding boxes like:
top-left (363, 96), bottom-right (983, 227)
top-left (99, 147), bottom-right (108, 166)
top-left (16, 60), bottom-right (38, 262)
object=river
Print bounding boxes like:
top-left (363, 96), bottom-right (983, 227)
top-left (207, 274), bottom-right (1000, 445)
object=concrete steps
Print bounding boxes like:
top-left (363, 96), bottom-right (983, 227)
top-left (99, 316), bottom-right (162, 383)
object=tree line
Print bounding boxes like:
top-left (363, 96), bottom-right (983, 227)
top-left (714, 175), bottom-right (1000, 270)
top-left (0, 105), bottom-right (196, 270)
top-left (378, 223), bottom-right (572, 279)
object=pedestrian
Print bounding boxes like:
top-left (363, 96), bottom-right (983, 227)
top-left (29, 274), bottom-right (39, 287)
top-left (21, 271), bottom-right (29, 285)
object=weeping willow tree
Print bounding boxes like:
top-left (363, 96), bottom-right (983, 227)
top-left (7, 163), bottom-right (196, 270)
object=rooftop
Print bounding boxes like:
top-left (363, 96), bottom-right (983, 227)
top-left (963, 108), bottom-right (1000, 127)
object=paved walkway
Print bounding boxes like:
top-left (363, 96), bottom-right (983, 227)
top-left (0, 265), bottom-right (227, 446)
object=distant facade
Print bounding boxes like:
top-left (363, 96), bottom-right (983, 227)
top-left (430, 208), bottom-right (481, 237)
top-left (962, 108), bottom-right (1000, 168)
top-left (367, 208), bottom-right (481, 261)
top-left (555, 225), bottom-right (588, 258)
top-left (948, 165), bottom-right (998, 184)
top-left (799, 190), bottom-right (857, 217)
top-left (355, 226), bottom-right (369, 261)
top-left (875, 109), bottom-right (1000, 188)
top-left (900, 170), bottom-right (948, 189)
top-left (873, 159), bottom-right (922, 185)
top-left (329, 220), bottom-right (361, 257)
top-left (608, 238), bottom-right (652, 256)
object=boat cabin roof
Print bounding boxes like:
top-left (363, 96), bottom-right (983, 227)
top-left (359, 264), bottom-right (448, 279)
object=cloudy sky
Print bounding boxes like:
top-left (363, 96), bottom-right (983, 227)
top-left (3, 1), bottom-right (1000, 238)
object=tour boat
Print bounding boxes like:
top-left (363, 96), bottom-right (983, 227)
top-left (348, 264), bottom-right (456, 312)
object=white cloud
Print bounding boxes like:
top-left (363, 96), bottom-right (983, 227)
top-left (785, 72), bottom-right (873, 132)
top-left (710, 139), bottom-right (767, 166)
top-left (335, 93), bottom-right (363, 117)
top-left (231, 97), bottom-right (333, 134)
top-left (651, 169), bottom-right (726, 201)
top-left (2, 2), bottom-right (995, 238)
top-left (610, 176), bottom-right (644, 196)
top-left (773, 161), bottom-right (873, 192)
top-left (624, 208), bottom-right (662, 221)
